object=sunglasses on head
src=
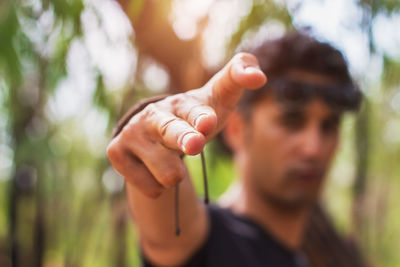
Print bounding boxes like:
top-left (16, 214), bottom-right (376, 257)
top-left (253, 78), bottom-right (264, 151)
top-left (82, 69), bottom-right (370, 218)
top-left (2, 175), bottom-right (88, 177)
top-left (266, 78), bottom-right (360, 111)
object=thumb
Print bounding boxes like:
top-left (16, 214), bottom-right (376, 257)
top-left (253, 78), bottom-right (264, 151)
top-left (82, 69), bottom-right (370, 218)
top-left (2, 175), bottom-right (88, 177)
top-left (206, 52), bottom-right (267, 112)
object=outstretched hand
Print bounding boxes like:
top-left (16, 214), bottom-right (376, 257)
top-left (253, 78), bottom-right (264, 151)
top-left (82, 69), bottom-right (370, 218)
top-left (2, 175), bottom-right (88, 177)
top-left (107, 53), bottom-right (267, 198)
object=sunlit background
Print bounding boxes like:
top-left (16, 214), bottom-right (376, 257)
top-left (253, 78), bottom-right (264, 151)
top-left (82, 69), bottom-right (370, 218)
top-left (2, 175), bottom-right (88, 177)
top-left (1, 0), bottom-right (400, 266)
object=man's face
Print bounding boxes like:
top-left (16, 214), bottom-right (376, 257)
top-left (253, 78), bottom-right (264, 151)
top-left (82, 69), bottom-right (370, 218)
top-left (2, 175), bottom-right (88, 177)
top-left (239, 75), bottom-right (342, 209)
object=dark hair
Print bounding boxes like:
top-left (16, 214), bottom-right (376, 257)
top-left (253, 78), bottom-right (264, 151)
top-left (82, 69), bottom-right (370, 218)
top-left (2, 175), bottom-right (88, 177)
top-left (237, 30), bottom-right (362, 117)
top-left (216, 30), bottom-right (362, 156)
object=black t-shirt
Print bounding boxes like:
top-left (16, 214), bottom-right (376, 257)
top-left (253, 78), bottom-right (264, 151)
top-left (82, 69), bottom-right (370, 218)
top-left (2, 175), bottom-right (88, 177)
top-left (143, 205), bottom-right (308, 267)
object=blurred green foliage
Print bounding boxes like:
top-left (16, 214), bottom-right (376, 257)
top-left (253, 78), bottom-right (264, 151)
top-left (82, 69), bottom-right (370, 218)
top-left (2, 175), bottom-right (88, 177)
top-left (1, 0), bottom-right (400, 266)
top-left (185, 142), bottom-right (236, 201)
top-left (227, 0), bottom-right (292, 55)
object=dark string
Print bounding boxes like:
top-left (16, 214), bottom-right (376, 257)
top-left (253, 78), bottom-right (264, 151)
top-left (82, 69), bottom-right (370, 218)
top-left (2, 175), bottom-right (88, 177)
top-left (201, 151), bottom-right (209, 204)
top-left (175, 183), bottom-right (180, 236)
top-left (175, 151), bottom-right (209, 236)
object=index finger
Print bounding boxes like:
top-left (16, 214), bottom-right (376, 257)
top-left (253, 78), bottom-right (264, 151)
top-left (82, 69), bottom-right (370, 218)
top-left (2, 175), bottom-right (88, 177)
top-left (206, 52), bottom-right (267, 111)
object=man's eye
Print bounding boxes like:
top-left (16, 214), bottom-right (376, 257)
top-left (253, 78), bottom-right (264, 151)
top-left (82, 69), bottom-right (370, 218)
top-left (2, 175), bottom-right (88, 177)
top-left (280, 114), bottom-right (304, 130)
top-left (322, 117), bottom-right (339, 134)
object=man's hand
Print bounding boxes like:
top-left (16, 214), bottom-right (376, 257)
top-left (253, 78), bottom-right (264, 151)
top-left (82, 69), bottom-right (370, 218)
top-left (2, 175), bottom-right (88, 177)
top-left (107, 53), bottom-right (266, 198)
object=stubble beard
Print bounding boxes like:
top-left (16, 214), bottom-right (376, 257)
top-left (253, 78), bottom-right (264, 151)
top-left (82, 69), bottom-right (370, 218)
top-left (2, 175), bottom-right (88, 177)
top-left (253, 172), bottom-right (321, 214)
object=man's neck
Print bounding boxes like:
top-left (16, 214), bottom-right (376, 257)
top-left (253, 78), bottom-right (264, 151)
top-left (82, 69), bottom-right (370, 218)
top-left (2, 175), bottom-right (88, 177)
top-left (231, 181), bottom-right (311, 250)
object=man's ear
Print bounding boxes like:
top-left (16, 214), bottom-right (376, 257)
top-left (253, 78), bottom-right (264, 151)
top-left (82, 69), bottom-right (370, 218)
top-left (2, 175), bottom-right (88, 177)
top-left (223, 111), bottom-right (246, 154)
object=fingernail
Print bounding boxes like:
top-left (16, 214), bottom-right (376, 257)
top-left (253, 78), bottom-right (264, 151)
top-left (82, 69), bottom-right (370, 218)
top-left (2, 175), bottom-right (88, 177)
top-left (194, 114), bottom-right (207, 129)
top-left (181, 133), bottom-right (197, 152)
top-left (244, 66), bottom-right (263, 75)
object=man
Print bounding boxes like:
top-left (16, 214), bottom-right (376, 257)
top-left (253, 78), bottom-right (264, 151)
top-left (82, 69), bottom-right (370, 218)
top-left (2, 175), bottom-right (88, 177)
top-left (107, 32), bottom-right (362, 266)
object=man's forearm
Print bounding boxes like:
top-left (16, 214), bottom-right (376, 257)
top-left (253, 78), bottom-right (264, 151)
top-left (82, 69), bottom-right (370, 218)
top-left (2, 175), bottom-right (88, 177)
top-left (111, 94), bottom-right (208, 265)
top-left (126, 168), bottom-right (208, 265)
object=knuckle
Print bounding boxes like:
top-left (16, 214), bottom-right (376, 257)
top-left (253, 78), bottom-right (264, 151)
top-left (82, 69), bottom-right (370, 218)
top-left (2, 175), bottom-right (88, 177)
top-left (159, 117), bottom-right (179, 137)
top-left (106, 144), bottom-right (127, 175)
top-left (189, 105), bottom-right (212, 119)
top-left (120, 126), bottom-right (132, 142)
top-left (161, 167), bottom-right (184, 187)
top-left (106, 140), bottom-right (120, 162)
top-left (143, 187), bottom-right (163, 199)
top-left (121, 120), bottom-right (134, 135)
top-left (141, 103), bottom-right (177, 137)
top-left (121, 116), bottom-right (142, 141)
top-left (167, 94), bottom-right (186, 107)
top-left (127, 172), bottom-right (164, 198)
top-left (140, 104), bottom-right (160, 128)
top-left (142, 103), bottom-right (158, 118)
top-left (129, 177), bottom-right (164, 199)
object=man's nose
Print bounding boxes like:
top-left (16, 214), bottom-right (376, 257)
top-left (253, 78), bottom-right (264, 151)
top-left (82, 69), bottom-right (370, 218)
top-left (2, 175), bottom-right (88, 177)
top-left (300, 125), bottom-right (323, 160)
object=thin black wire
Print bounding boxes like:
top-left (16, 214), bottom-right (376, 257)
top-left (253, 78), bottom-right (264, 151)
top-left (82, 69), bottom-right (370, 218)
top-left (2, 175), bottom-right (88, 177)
top-left (175, 151), bottom-right (209, 236)
top-left (175, 183), bottom-right (180, 236)
top-left (200, 151), bottom-right (209, 204)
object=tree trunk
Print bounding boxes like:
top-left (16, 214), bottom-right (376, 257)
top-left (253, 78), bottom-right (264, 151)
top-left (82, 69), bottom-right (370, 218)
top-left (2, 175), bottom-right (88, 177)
top-left (8, 176), bottom-right (18, 267)
top-left (118, 0), bottom-right (210, 93)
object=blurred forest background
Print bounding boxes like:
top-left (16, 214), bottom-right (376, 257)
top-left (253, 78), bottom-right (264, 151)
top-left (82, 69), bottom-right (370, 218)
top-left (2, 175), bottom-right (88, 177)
top-left (0, 0), bottom-right (400, 266)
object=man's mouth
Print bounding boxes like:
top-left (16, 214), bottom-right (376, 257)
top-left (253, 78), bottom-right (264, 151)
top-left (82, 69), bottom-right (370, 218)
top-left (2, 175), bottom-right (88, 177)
top-left (288, 167), bottom-right (325, 182)
top-left (296, 169), bottom-right (323, 180)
